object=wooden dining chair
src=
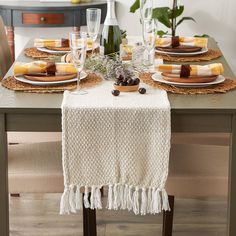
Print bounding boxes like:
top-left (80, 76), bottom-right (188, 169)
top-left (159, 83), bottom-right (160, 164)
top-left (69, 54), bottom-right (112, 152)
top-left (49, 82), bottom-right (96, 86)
top-left (0, 16), bottom-right (13, 80)
top-left (8, 140), bottom-right (174, 236)
top-left (9, 133), bottom-right (229, 236)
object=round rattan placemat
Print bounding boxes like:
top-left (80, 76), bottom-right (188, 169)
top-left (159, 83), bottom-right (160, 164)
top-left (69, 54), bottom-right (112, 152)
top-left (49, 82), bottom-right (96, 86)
top-left (157, 48), bottom-right (222, 62)
top-left (2, 73), bottom-right (103, 93)
top-left (24, 47), bottom-right (51, 59)
top-left (140, 73), bottom-right (236, 95)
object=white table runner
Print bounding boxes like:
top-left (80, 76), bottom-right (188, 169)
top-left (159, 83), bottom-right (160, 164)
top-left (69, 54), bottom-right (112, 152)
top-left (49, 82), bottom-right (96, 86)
top-left (60, 81), bottom-right (171, 215)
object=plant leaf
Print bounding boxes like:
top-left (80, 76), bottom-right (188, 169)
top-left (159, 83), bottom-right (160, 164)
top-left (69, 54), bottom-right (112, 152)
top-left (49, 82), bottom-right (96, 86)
top-left (152, 7), bottom-right (172, 28)
top-left (176, 16), bottom-right (196, 27)
top-left (194, 34), bottom-right (210, 38)
top-left (130, 0), bottom-right (140, 13)
top-left (174, 5), bottom-right (184, 17)
top-left (169, 5), bottom-right (184, 18)
top-left (157, 30), bottom-right (168, 37)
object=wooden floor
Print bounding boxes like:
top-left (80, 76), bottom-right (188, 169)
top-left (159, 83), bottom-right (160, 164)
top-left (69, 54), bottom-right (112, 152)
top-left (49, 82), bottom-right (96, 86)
top-left (9, 194), bottom-right (227, 236)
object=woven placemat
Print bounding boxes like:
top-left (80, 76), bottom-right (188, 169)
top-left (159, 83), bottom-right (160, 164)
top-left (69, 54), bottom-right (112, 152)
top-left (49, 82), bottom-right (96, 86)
top-left (157, 48), bottom-right (222, 62)
top-left (24, 47), bottom-right (52, 59)
top-left (2, 73), bottom-right (103, 93)
top-left (140, 73), bottom-right (236, 95)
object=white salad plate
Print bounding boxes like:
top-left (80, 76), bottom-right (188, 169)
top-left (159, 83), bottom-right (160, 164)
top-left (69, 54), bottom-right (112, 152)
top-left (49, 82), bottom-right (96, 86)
top-left (37, 47), bottom-right (69, 54)
top-left (152, 73), bottom-right (225, 88)
top-left (37, 43), bottom-right (99, 54)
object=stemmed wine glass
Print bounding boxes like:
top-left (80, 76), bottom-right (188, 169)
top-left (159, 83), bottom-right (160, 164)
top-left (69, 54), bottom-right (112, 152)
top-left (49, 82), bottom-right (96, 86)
top-left (86, 8), bottom-right (101, 56)
top-left (69, 32), bottom-right (87, 95)
top-left (140, 0), bottom-right (153, 22)
top-left (142, 19), bottom-right (157, 67)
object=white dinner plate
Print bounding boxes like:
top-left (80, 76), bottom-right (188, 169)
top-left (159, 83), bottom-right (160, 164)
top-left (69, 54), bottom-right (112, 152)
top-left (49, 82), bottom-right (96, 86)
top-left (152, 73), bottom-right (225, 88)
top-left (155, 47), bottom-right (208, 57)
top-left (37, 47), bottom-right (69, 54)
top-left (14, 71), bottom-right (87, 86)
top-left (37, 43), bottom-right (99, 54)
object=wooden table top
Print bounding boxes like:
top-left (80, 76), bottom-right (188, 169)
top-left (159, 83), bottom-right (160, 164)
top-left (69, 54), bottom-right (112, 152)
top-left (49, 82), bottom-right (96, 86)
top-left (0, 38), bottom-right (236, 114)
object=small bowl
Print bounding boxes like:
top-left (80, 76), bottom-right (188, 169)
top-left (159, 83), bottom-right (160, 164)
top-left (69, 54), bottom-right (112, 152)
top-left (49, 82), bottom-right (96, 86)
top-left (114, 84), bottom-right (139, 92)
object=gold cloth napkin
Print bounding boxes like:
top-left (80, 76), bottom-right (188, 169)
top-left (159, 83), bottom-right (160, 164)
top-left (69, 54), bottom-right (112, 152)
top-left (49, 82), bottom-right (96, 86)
top-left (14, 61), bottom-right (77, 76)
top-left (34, 38), bottom-right (94, 48)
top-left (34, 38), bottom-right (69, 48)
top-left (156, 37), bottom-right (208, 48)
top-left (156, 63), bottom-right (224, 76)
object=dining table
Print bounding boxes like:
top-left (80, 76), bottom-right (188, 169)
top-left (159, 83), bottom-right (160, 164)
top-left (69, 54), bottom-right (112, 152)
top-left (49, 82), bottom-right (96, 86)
top-left (0, 38), bottom-right (236, 236)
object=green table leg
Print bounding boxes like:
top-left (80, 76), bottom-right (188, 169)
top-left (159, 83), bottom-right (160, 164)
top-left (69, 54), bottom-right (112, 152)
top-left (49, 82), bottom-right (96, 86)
top-left (228, 114), bottom-right (236, 236)
top-left (0, 113), bottom-right (9, 236)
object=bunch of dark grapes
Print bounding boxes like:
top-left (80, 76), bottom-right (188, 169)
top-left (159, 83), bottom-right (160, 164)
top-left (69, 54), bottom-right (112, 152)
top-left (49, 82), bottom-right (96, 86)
top-left (114, 75), bottom-right (140, 86)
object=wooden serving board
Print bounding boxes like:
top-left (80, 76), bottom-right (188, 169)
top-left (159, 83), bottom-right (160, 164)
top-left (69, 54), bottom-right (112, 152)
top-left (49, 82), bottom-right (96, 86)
top-left (45, 46), bottom-right (70, 51)
top-left (24, 74), bottom-right (77, 82)
top-left (114, 84), bottom-right (139, 92)
top-left (162, 73), bottom-right (218, 83)
top-left (156, 46), bottom-right (202, 53)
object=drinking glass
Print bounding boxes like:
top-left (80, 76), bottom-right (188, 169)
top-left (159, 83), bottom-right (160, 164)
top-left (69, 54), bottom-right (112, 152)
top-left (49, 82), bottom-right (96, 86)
top-left (69, 32), bottom-right (87, 95)
top-left (142, 19), bottom-right (157, 67)
top-left (140, 0), bottom-right (153, 22)
top-left (86, 8), bottom-right (101, 56)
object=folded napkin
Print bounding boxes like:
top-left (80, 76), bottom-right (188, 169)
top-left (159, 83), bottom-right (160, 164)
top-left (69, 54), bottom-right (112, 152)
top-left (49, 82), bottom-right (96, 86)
top-left (156, 37), bottom-right (208, 48)
top-left (87, 38), bottom-right (93, 48)
top-left (34, 38), bottom-right (69, 48)
top-left (14, 61), bottom-right (77, 76)
top-left (60, 82), bottom-right (171, 215)
top-left (157, 63), bottom-right (224, 76)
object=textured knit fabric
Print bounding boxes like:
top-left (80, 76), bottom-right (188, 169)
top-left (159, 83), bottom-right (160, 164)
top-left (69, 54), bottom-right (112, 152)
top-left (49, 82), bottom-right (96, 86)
top-left (60, 81), bottom-right (171, 215)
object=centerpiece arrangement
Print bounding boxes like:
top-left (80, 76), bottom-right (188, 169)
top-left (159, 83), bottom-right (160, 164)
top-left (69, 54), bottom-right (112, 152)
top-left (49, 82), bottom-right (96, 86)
top-left (7, 0), bottom-right (227, 96)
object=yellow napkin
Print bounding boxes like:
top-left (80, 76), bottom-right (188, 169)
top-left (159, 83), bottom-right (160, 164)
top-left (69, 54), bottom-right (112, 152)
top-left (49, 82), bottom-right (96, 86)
top-left (14, 61), bottom-right (77, 76)
top-left (70, 38), bottom-right (94, 49)
top-left (156, 37), bottom-right (208, 48)
top-left (34, 39), bottom-right (69, 48)
top-left (34, 38), bottom-right (94, 49)
top-left (87, 38), bottom-right (93, 49)
top-left (156, 63), bottom-right (224, 76)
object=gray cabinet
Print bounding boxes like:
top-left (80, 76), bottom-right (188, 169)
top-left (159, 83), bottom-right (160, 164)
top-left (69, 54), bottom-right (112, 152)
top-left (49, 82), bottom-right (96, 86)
top-left (0, 1), bottom-right (107, 59)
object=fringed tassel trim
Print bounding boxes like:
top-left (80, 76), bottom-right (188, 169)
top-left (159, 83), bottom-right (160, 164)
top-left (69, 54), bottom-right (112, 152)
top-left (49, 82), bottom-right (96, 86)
top-left (60, 184), bottom-right (170, 215)
top-left (60, 185), bottom-right (103, 214)
top-left (106, 184), bottom-right (170, 215)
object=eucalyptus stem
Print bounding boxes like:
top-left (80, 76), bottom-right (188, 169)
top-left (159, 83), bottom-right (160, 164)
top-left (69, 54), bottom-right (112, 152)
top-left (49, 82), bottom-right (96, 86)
top-left (171, 0), bottom-right (178, 37)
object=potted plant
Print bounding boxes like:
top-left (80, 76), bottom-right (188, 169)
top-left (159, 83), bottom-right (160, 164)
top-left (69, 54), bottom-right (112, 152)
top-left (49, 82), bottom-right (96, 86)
top-left (130, 0), bottom-right (195, 37)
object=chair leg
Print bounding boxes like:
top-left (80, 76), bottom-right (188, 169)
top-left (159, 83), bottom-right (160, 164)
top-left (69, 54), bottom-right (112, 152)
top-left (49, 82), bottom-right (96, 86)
top-left (162, 195), bottom-right (175, 236)
top-left (10, 193), bottom-right (20, 197)
top-left (83, 193), bottom-right (97, 236)
top-left (100, 187), bottom-right (104, 197)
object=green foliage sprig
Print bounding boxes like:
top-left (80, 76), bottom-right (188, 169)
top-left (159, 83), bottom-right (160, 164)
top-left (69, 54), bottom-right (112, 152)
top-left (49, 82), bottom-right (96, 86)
top-left (130, 0), bottom-right (196, 37)
top-left (85, 54), bottom-right (136, 80)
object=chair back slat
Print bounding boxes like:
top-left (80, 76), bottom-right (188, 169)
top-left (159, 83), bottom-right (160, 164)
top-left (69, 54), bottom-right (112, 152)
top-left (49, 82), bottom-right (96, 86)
top-left (0, 16), bottom-right (13, 80)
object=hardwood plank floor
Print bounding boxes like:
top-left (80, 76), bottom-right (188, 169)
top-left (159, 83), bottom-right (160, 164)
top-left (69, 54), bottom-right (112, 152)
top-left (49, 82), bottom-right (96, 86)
top-left (9, 194), bottom-right (227, 236)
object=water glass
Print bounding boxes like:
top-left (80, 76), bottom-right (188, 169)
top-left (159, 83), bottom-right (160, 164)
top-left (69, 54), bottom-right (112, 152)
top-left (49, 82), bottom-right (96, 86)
top-left (69, 32), bottom-right (87, 95)
top-left (86, 8), bottom-right (101, 56)
top-left (142, 19), bottom-right (157, 67)
top-left (140, 0), bottom-right (153, 22)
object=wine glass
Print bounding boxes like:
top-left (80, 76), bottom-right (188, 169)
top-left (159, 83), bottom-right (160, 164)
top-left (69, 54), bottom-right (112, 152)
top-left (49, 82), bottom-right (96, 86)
top-left (69, 32), bottom-right (87, 95)
top-left (86, 8), bottom-right (101, 56)
top-left (142, 19), bottom-right (157, 67)
top-left (140, 0), bottom-right (153, 22)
